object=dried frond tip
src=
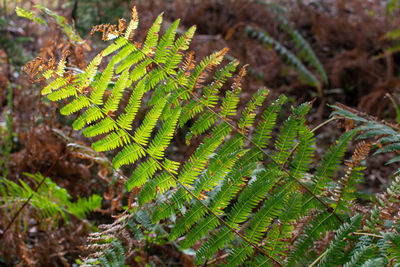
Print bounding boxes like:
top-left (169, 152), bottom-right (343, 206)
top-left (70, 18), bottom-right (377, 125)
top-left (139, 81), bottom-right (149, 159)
top-left (125, 6), bottom-right (139, 40)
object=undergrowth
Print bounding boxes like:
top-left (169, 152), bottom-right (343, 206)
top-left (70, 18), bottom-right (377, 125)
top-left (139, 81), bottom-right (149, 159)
top-left (10, 3), bottom-right (400, 266)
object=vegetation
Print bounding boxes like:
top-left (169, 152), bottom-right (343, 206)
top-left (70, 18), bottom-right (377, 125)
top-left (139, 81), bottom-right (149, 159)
top-left (1, 1), bottom-right (400, 266)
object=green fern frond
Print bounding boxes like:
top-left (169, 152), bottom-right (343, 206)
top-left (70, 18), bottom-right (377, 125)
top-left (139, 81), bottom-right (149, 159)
top-left (142, 13), bottom-right (163, 55)
top-left (147, 107), bottom-right (181, 159)
top-left (253, 94), bottom-right (287, 148)
top-left (60, 95), bottom-right (91, 115)
top-left (312, 129), bottom-right (358, 195)
top-left (154, 19), bottom-right (180, 63)
top-left (82, 117), bottom-right (118, 138)
top-left (47, 85), bottom-right (78, 102)
top-left (41, 77), bottom-right (68, 95)
top-left (133, 96), bottom-right (168, 145)
top-left (316, 215), bottom-right (362, 267)
top-left (220, 75), bottom-right (242, 118)
top-left (98, 240), bottom-right (127, 267)
top-left (34, 7), bottom-right (393, 266)
top-left (246, 26), bottom-right (321, 93)
top-left (185, 111), bottom-right (217, 142)
top-left (112, 143), bottom-right (146, 169)
top-left (103, 69), bottom-right (131, 113)
top-left (178, 123), bottom-right (231, 187)
top-left (116, 79), bottom-right (145, 130)
top-left (179, 60), bottom-right (238, 126)
top-left (272, 115), bottom-right (300, 165)
top-left (343, 240), bottom-right (375, 267)
top-left (262, 192), bottom-right (302, 258)
top-left (92, 129), bottom-right (130, 152)
top-left (0, 173), bottom-right (101, 228)
top-left (78, 52), bottom-right (103, 90)
top-left (127, 159), bottom-right (160, 191)
top-left (73, 106), bottom-right (104, 131)
top-left (238, 88), bottom-right (269, 132)
top-left (163, 25), bottom-right (196, 72)
top-left (90, 59), bottom-right (116, 105)
top-left (287, 211), bottom-right (340, 266)
top-left (289, 120), bottom-right (315, 178)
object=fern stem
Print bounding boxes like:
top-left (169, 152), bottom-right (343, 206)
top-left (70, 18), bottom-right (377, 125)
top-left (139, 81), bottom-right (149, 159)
top-left (309, 247), bottom-right (329, 267)
top-left (352, 232), bottom-right (384, 239)
top-left (311, 116), bottom-right (339, 133)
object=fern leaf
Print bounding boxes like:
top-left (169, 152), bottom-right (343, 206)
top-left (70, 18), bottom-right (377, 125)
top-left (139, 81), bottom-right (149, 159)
top-left (73, 106), bottom-right (104, 130)
top-left (225, 169), bottom-right (280, 228)
top-left (253, 94), bottom-right (287, 148)
top-left (289, 122), bottom-right (315, 178)
top-left (60, 95), bottom-right (91, 115)
top-left (147, 107), bottom-right (181, 159)
top-left (163, 26), bottom-right (196, 72)
top-left (185, 111), bottom-right (217, 143)
top-left (41, 77), bottom-right (68, 95)
top-left (285, 25), bottom-right (328, 84)
top-left (103, 69), bottom-right (131, 113)
top-left (312, 129), bottom-right (358, 195)
top-left (126, 158), bottom-right (161, 191)
top-left (343, 243), bottom-right (375, 267)
top-left (133, 96), bottom-right (168, 145)
top-left (287, 211), bottom-right (340, 266)
top-left (262, 193), bottom-right (302, 259)
top-left (169, 139), bottom-right (246, 240)
top-left (113, 42), bottom-right (137, 65)
top-left (154, 19), bottom-right (180, 63)
top-left (46, 85), bottom-right (77, 101)
top-left (142, 13), bottom-right (163, 55)
top-left (179, 123), bottom-right (231, 186)
top-left (112, 143), bottom-right (146, 169)
top-left (272, 115), bottom-right (299, 165)
top-left (124, 6), bottom-right (139, 40)
top-left (174, 159), bottom-right (259, 248)
top-left (246, 26), bottom-right (321, 91)
top-left (316, 215), bottom-right (362, 267)
top-left (116, 79), bottom-right (146, 130)
top-left (179, 60), bottom-right (239, 127)
top-left (92, 129), bottom-right (130, 152)
top-left (220, 68), bottom-right (244, 118)
top-left (103, 36), bottom-right (129, 57)
top-left (82, 117), bottom-right (118, 138)
top-left (137, 179), bottom-right (156, 205)
top-left (238, 88), bottom-right (269, 133)
top-left (90, 59), bottom-right (116, 105)
top-left (192, 141), bottom-right (245, 195)
top-left (78, 52), bottom-right (103, 90)
top-left (115, 50), bottom-right (145, 74)
top-left (186, 48), bottom-right (228, 92)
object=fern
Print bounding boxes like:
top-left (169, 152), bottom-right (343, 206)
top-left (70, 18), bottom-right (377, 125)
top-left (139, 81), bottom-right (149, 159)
top-left (28, 6), bottom-right (400, 266)
top-left (0, 173), bottom-right (101, 229)
top-left (332, 103), bottom-right (400, 174)
top-left (245, 25), bottom-right (323, 96)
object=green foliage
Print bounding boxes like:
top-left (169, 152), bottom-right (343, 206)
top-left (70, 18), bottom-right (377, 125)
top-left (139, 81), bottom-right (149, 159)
top-left (16, 4), bottom-right (86, 46)
top-left (98, 240), bottom-right (127, 267)
top-left (332, 104), bottom-right (400, 174)
top-left (0, 173), bottom-right (101, 228)
top-left (245, 3), bottom-right (327, 96)
top-left (32, 6), bottom-right (400, 266)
